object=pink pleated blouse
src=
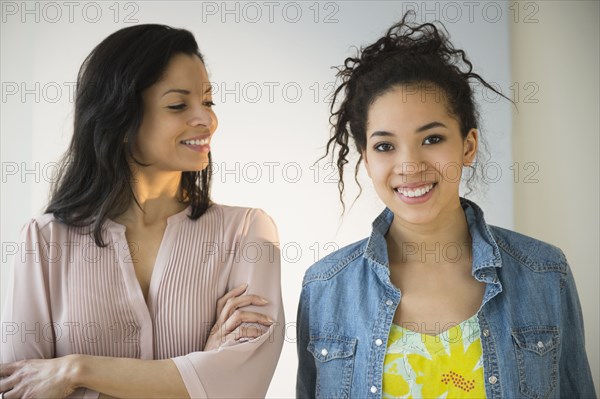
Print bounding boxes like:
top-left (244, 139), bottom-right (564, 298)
top-left (0, 204), bottom-right (284, 398)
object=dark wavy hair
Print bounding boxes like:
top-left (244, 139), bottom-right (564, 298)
top-left (46, 24), bottom-right (213, 246)
top-left (323, 11), bottom-right (512, 211)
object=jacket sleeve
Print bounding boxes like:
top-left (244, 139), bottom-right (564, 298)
top-left (170, 209), bottom-right (285, 398)
top-left (558, 260), bottom-right (597, 398)
top-left (0, 219), bottom-right (98, 398)
top-left (296, 283), bottom-right (316, 398)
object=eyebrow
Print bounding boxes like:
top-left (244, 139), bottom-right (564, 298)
top-left (162, 88), bottom-right (189, 97)
top-left (370, 121), bottom-right (448, 138)
top-left (370, 131), bottom-right (394, 139)
top-left (161, 86), bottom-right (213, 97)
top-left (416, 121), bottom-right (447, 132)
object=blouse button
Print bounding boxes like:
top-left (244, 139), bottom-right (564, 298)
top-left (488, 375), bottom-right (498, 384)
top-left (537, 341), bottom-right (544, 349)
top-left (482, 329), bottom-right (490, 337)
top-left (375, 339), bottom-right (383, 346)
top-left (370, 386), bottom-right (378, 393)
top-left (321, 349), bottom-right (328, 356)
top-left (385, 299), bottom-right (393, 306)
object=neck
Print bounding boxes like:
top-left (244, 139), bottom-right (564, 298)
top-left (386, 201), bottom-right (472, 265)
top-left (118, 167), bottom-right (188, 227)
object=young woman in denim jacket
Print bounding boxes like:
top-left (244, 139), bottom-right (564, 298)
top-left (296, 13), bottom-right (596, 399)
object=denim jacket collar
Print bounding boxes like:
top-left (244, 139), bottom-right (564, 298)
top-left (363, 197), bottom-right (502, 277)
top-left (461, 198), bottom-right (503, 272)
top-left (364, 207), bottom-right (394, 271)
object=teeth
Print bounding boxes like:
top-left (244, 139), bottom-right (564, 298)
top-left (397, 183), bottom-right (434, 198)
top-left (182, 138), bottom-right (209, 145)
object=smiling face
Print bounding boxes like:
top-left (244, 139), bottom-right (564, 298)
top-left (132, 53), bottom-right (218, 172)
top-left (363, 84), bottom-right (478, 226)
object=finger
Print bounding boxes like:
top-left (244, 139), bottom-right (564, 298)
top-left (231, 324), bottom-right (268, 342)
top-left (220, 295), bottom-right (269, 322)
top-left (4, 386), bottom-right (24, 399)
top-left (223, 310), bottom-right (274, 334)
top-left (0, 372), bottom-right (18, 394)
top-left (0, 363), bottom-right (16, 377)
top-left (216, 283), bottom-right (248, 315)
top-left (214, 310), bottom-right (269, 337)
top-left (221, 283), bottom-right (249, 301)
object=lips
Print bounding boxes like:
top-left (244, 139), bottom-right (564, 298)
top-left (180, 138), bottom-right (209, 145)
top-left (180, 135), bottom-right (211, 153)
top-left (395, 183), bottom-right (437, 198)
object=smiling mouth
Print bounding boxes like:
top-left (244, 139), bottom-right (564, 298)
top-left (181, 138), bottom-right (209, 145)
top-left (395, 183), bottom-right (437, 198)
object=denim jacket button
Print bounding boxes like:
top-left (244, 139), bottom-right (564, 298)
top-left (537, 341), bottom-right (544, 348)
top-left (385, 299), bottom-right (393, 306)
top-left (483, 329), bottom-right (490, 337)
top-left (375, 338), bottom-right (383, 346)
top-left (370, 386), bottom-right (378, 393)
top-left (321, 348), bottom-right (328, 356)
top-left (488, 375), bottom-right (498, 384)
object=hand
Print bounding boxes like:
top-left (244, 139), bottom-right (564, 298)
top-left (203, 283), bottom-right (274, 351)
top-left (0, 356), bottom-right (78, 399)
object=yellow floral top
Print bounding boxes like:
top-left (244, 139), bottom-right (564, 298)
top-left (383, 314), bottom-right (486, 398)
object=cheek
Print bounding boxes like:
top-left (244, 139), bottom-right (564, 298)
top-left (134, 120), bottom-right (176, 157)
top-left (210, 111), bottom-right (219, 131)
top-left (366, 154), bottom-right (392, 181)
top-left (427, 146), bottom-right (463, 167)
top-left (428, 150), bottom-right (464, 184)
top-left (137, 116), bottom-right (159, 144)
top-left (144, 115), bottom-right (182, 141)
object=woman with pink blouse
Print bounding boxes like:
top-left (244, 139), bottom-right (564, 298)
top-left (0, 25), bottom-right (284, 398)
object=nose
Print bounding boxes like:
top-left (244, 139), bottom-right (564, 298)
top-left (393, 146), bottom-right (427, 175)
top-left (187, 105), bottom-right (215, 129)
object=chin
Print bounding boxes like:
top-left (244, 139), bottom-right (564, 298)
top-left (184, 160), bottom-right (211, 172)
top-left (388, 203), bottom-right (439, 226)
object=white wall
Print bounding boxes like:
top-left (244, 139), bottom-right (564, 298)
top-left (2, 1), bottom-right (514, 397)
top-left (511, 1), bottom-right (600, 395)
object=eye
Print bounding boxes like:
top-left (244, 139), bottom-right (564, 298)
top-left (374, 142), bottom-right (394, 152)
top-left (167, 103), bottom-right (187, 110)
top-left (203, 100), bottom-right (216, 108)
top-left (423, 135), bottom-right (444, 145)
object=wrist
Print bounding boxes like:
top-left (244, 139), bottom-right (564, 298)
top-left (64, 354), bottom-right (86, 390)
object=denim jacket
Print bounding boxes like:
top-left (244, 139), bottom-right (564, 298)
top-left (297, 198), bottom-right (596, 399)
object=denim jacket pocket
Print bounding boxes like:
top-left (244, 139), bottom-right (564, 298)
top-left (511, 326), bottom-right (559, 399)
top-left (308, 334), bottom-right (357, 399)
